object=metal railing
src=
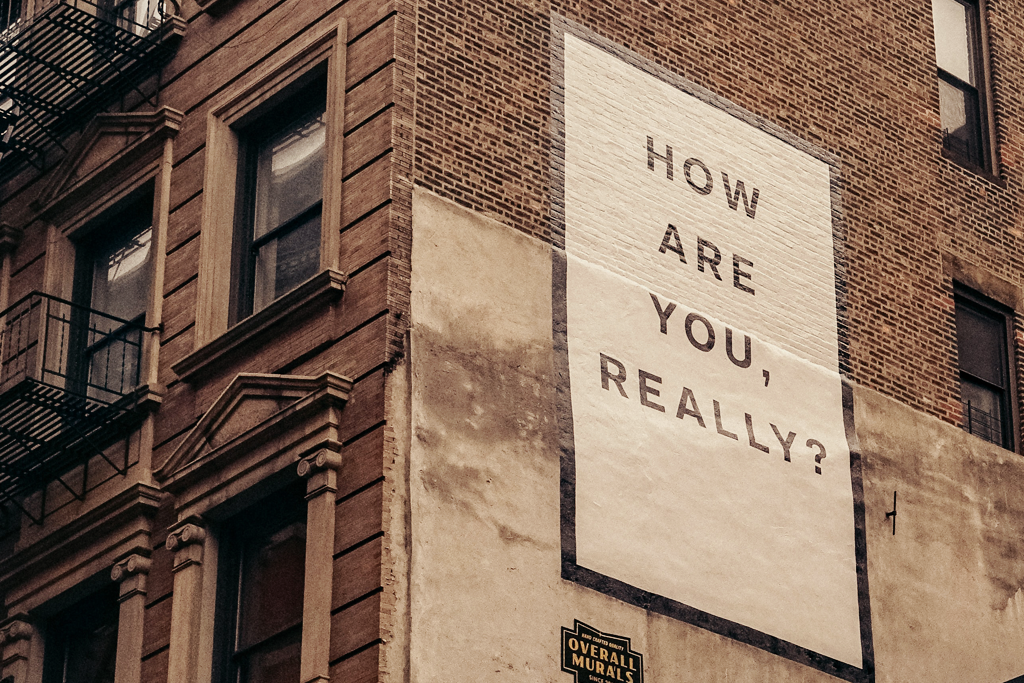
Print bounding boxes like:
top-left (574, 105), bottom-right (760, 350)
top-left (962, 399), bottom-right (1003, 447)
top-left (28, 0), bottom-right (171, 36)
top-left (0, 291), bottom-right (144, 404)
top-left (0, 0), bottom-right (180, 169)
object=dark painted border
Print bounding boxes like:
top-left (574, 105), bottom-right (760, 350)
top-left (550, 13), bottom-right (874, 682)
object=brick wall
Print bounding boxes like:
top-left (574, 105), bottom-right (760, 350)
top-left (412, 0), bottom-right (1024, 440)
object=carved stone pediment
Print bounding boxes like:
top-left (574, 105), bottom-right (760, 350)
top-left (155, 372), bottom-right (353, 491)
top-left (34, 107), bottom-right (183, 222)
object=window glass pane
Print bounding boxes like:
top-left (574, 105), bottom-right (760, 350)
top-left (238, 630), bottom-right (301, 683)
top-left (253, 108), bottom-right (326, 241)
top-left (253, 213), bottom-right (320, 312)
top-left (955, 300), bottom-right (1006, 387)
top-left (933, 0), bottom-right (974, 84)
top-left (961, 378), bottom-right (1003, 445)
top-left (44, 585), bottom-right (120, 683)
top-left (237, 520), bottom-right (306, 651)
top-left (939, 78), bottom-right (982, 166)
top-left (1, 0), bottom-right (20, 32)
top-left (90, 224), bottom-right (152, 324)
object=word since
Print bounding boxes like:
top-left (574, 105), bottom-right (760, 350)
top-left (565, 637), bottom-right (639, 683)
top-left (647, 136), bottom-right (761, 219)
top-left (650, 293), bottom-right (752, 369)
top-left (600, 353), bottom-right (828, 474)
top-left (657, 225), bottom-right (755, 295)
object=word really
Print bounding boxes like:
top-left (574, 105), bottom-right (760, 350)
top-left (599, 353), bottom-right (828, 474)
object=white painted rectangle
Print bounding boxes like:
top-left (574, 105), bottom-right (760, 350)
top-left (560, 32), bottom-right (863, 667)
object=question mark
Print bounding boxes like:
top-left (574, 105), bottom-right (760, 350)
top-left (807, 439), bottom-right (826, 474)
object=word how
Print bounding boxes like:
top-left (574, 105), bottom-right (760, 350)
top-left (600, 353), bottom-right (827, 474)
top-left (647, 136), bottom-right (761, 219)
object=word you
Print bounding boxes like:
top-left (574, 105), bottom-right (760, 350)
top-left (650, 293), bottom-right (752, 369)
top-left (647, 136), bottom-right (761, 219)
top-left (600, 353), bottom-right (828, 474)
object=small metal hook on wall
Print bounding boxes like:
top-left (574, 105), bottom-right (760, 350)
top-left (885, 491), bottom-right (897, 536)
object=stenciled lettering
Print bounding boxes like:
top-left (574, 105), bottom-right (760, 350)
top-left (650, 293), bottom-right (676, 334)
top-left (596, 356), bottom-right (831, 474)
top-left (647, 136), bottom-right (673, 180)
top-left (658, 223), bottom-right (687, 262)
top-left (721, 171), bottom-right (760, 218)
top-left (638, 370), bottom-right (665, 412)
top-left (600, 354), bottom-right (628, 398)
top-left (648, 293), bottom-right (756, 370)
top-left (654, 231), bottom-right (755, 295)
top-left (732, 254), bottom-right (755, 295)
top-left (685, 312), bottom-right (715, 352)
top-left (696, 237), bottom-right (723, 281)
top-left (645, 135), bottom-right (761, 218)
top-left (683, 157), bottom-right (713, 195)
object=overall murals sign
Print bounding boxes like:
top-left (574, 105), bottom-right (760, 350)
top-left (551, 17), bottom-right (872, 681)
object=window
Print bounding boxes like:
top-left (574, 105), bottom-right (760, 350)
top-left (42, 584), bottom-right (120, 683)
top-left (230, 78), bottom-right (327, 324)
top-left (932, 0), bottom-right (991, 170)
top-left (195, 20), bottom-right (345, 349)
top-left (955, 286), bottom-right (1016, 449)
top-left (214, 482), bottom-right (306, 683)
top-left (0, 0), bottom-right (20, 34)
top-left (71, 190), bottom-right (153, 401)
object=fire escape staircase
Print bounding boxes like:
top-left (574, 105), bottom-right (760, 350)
top-left (0, 292), bottom-right (151, 523)
top-left (0, 0), bottom-right (184, 171)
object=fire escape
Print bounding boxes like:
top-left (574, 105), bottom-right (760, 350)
top-left (0, 293), bottom-right (151, 523)
top-left (0, 0), bottom-right (184, 170)
top-left (0, 0), bottom-right (181, 521)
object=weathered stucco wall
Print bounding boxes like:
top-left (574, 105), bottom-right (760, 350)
top-left (407, 187), bottom-right (1024, 683)
top-left (856, 385), bottom-right (1024, 682)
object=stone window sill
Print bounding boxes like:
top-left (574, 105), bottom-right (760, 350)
top-left (172, 269), bottom-right (346, 383)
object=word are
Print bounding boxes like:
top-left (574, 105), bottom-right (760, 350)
top-left (565, 637), bottom-right (639, 683)
top-left (650, 293), bottom-right (752, 369)
top-left (657, 225), bottom-right (755, 295)
top-left (600, 353), bottom-right (828, 474)
top-left (647, 136), bottom-right (761, 219)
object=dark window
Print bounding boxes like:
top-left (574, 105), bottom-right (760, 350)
top-left (0, 0), bottom-right (20, 34)
top-left (72, 191), bottom-right (152, 401)
top-left (42, 584), bottom-right (120, 683)
top-left (932, 0), bottom-right (990, 170)
top-left (215, 483), bottom-right (306, 683)
top-left (955, 286), bottom-right (1015, 449)
top-left (231, 78), bottom-right (327, 324)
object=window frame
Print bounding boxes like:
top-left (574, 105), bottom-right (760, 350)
top-left (196, 19), bottom-right (346, 347)
top-left (40, 582), bottom-right (121, 683)
top-left (0, 0), bottom-right (21, 35)
top-left (67, 185), bottom-right (155, 401)
top-left (933, 0), bottom-right (997, 173)
top-left (954, 283), bottom-right (1019, 452)
top-left (229, 77), bottom-right (329, 325)
top-left (32, 109), bottom-right (181, 398)
top-left (211, 481), bottom-right (307, 683)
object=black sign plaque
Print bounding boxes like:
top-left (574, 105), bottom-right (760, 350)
top-left (561, 620), bottom-right (644, 683)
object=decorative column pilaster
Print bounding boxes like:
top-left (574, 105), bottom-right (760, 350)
top-left (111, 553), bottom-right (151, 683)
top-left (165, 518), bottom-right (207, 683)
top-left (0, 617), bottom-right (34, 683)
top-left (297, 447), bottom-right (343, 683)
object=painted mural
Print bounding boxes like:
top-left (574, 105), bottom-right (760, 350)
top-left (551, 18), bottom-right (872, 680)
